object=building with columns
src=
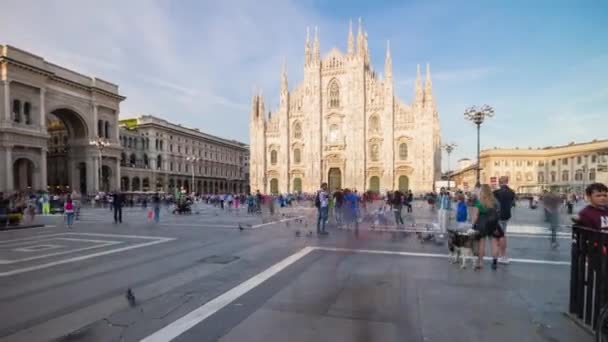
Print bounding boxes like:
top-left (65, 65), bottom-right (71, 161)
top-left (249, 20), bottom-right (442, 194)
top-left (450, 139), bottom-right (608, 193)
top-left (119, 115), bottom-right (249, 194)
top-left (0, 45), bottom-right (125, 194)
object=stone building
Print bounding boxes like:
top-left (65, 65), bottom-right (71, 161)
top-left (249, 20), bottom-right (442, 194)
top-left (0, 45), bottom-right (125, 194)
top-left (119, 115), bottom-right (249, 194)
top-left (450, 139), bottom-right (608, 193)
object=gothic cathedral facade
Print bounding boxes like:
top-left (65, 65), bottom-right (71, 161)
top-left (249, 20), bottom-right (442, 194)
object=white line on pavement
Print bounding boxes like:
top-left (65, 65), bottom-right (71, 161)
top-left (139, 246), bottom-right (315, 342)
top-left (0, 236), bottom-right (175, 277)
top-left (314, 246), bottom-right (571, 266)
top-left (251, 216), bottom-right (304, 229)
top-left (0, 240), bottom-right (123, 264)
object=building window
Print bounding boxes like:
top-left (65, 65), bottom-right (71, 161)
top-left (370, 143), bottom-right (379, 162)
top-left (328, 79), bottom-right (340, 108)
top-left (551, 160), bottom-right (556, 166)
top-left (494, 161), bottom-right (500, 166)
top-left (270, 150), bottom-right (278, 165)
top-left (98, 120), bottom-right (104, 137)
top-left (504, 161), bottom-right (509, 167)
top-left (143, 154), bottom-right (149, 168)
top-left (550, 171), bottom-right (556, 182)
top-left (129, 153), bottom-right (136, 167)
top-left (577, 156), bottom-right (582, 164)
top-left (178, 145), bottom-right (181, 153)
top-left (170, 162), bottom-right (174, 171)
top-left (293, 148), bottom-right (301, 164)
top-left (12, 99), bottom-right (21, 123)
top-left (525, 172), bottom-right (533, 181)
top-left (516, 172), bottom-right (522, 181)
top-left (538, 161), bottom-right (545, 167)
top-left (538, 172), bottom-right (545, 183)
top-left (527, 160), bottom-right (533, 167)
top-left (155, 139), bottom-right (159, 150)
top-left (562, 170), bottom-right (569, 181)
top-left (592, 155), bottom-right (597, 163)
top-left (368, 116), bottom-right (380, 134)
top-left (185, 164), bottom-right (189, 173)
top-left (399, 143), bottom-right (408, 160)
top-left (562, 158), bottom-right (568, 165)
top-left (293, 121), bottom-right (302, 140)
top-left (24, 102), bottom-right (31, 124)
top-left (575, 170), bottom-right (583, 181)
top-left (121, 153), bottom-right (127, 167)
top-left (157, 155), bottom-right (162, 170)
top-left (590, 168), bottom-right (596, 181)
top-left (178, 163), bottom-right (182, 172)
top-left (104, 121), bottom-right (110, 139)
top-left (516, 160), bottom-right (522, 167)
top-left (170, 144), bottom-right (173, 152)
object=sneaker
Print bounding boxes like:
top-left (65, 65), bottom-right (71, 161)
top-left (498, 257), bottom-right (510, 265)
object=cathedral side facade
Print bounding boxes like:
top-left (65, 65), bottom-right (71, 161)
top-left (250, 20), bottom-right (441, 194)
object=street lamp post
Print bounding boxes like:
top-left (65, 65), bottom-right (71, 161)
top-left (186, 156), bottom-right (200, 194)
top-left (442, 143), bottom-right (457, 190)
top-left (89, 138), bottom-right (110, 193)
top-left (464, 105), bottom-right (495, 188)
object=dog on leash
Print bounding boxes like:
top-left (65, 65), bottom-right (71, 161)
top-left (447, 228), bottom-right (478, 269)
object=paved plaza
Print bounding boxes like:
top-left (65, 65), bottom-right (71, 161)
top-left (0, 201), bottom-right (591, 342)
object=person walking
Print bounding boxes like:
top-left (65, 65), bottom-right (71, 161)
top-left (152, 193), bottom-right (161, 223)
top-left (543, 190), bottom-right (561, 249)
top-left (392, 190), bottom-right (404, 226)
top-left (64, 195), bottom-right (75, 228)
top-left (315, 183), bottom-right (329, 235)
top-left (493, 176), bottom-right (515, 264)
top-left (471, 185), bottom-right (502, 270)
top-left (113, 192), bottom-right (125, 224)
top-left (333, 189), bottom-right (344, 228)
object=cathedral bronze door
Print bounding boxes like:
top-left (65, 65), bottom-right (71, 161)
top-left (398, 176), bottom-right (409, 192)
top-left (328, 168), bottom-right (342, 191)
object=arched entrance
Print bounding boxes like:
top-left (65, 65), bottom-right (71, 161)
top-left (369, 176), bottom-right (380, 193)
top-left (132, 177), bottom-right (140, 191)
top-left (121, 177), bottom-right (130, 191)
top-left (328, 168), bottom-right (342, 191)
top-left (398, 176), bottom-right (409, 192)
top-left (270, 178), bottom-right (279, 194)
top-left (293, 178), bottom-right (302, 192)
top-left (46, 109), bottom-right (89, 193)
top-left (101, 165), bottom-right (112, 192)
top-left (13, 158), bottom-right (35, 191)
top-left (142, 178), bottom-right (150, 191)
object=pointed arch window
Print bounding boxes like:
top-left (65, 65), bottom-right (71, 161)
top-left (293, 121), bottom-right (302, 140)
top-left (328, 80), bottom-right (340, 108)
top-left (270, 150), bottom-right (278, 165)
top-left (399, 143), bottom-right (408, 160)
top-left (370, 143), bottom-right (380, 162)
top-left (369, 116), bottom-right (380, 134)
top-left (293, 148), bottom-right (301, 164)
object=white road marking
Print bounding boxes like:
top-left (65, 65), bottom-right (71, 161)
top-left (139, 246), bottom-right (315, 342)
top-left (0, 234), bottom-right (176, 277)
top-left (252, 216), bottom-right (304, 229)
top-left (314, 246), bottom-right (571, 266)
top-left (0, 239), bottom-right (122, 264)
top-left (13, 244), bottom-right (63, 253)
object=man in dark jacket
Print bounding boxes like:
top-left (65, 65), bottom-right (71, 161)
top-left (113, 192), bottom-right (125, 224)
top-left (576, 183), bottom-right (608, 230)
top-left (493, 177), bottom-right (515, 264)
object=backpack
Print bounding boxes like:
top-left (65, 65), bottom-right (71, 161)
top-left (456, 202), bottom-right (467, 222)
top-left (65, 202), bottom-right (73, 211)
top-left (314, 191), bottom-right (321, 208)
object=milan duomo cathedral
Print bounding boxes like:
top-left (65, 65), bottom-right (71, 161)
top-left (249, 20), bottom-right (442, 194)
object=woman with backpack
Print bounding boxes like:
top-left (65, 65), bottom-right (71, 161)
top-left (64, 195), bottom-right (75, 229)
top-left (470, 185), bottom-right (503, 270)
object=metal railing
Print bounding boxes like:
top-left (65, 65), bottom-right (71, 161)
top-left (570, 225), bottom-right (608, 334)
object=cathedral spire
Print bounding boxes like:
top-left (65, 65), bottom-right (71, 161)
top-left (313, 26), bottom-right (320, 64)
top-left (280, 61), bottom-right (288, 106)
top-left (384, 40), bottom-right (392, 80)
top-left (414, 64), bottom-right (423, 104)
top-left (356, 17), bottom-right (364, 59)
top-left (347, 19), bottom-right (354, 55)
top-left (304, 27), bottom-right (311, 66)
top-left (258, 89), bottom-right (265, 120)
top-left (363, 31), bottom-right (370, 65)
top-left (424, 62), bottom-right (434, 108)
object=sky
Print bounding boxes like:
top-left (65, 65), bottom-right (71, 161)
top-left (1, 0), bottom-right (607, 170)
